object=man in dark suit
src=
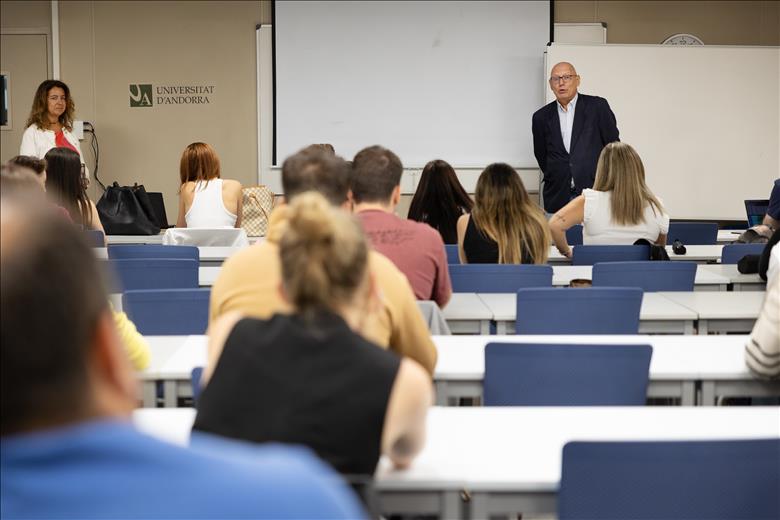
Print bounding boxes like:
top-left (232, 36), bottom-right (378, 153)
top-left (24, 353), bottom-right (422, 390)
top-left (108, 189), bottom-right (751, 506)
top-left (532, 62), bottom-right (620, 213)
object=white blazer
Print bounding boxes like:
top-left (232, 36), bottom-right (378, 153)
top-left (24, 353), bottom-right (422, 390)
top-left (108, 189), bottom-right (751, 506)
top-left (20, 124), bottom-right (85, 163)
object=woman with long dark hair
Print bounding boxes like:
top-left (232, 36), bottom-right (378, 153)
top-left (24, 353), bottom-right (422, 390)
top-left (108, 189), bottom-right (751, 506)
top-left (407, 159), bottom-right (473, 244)
top-left (43, 147), bottom-right (103, 233)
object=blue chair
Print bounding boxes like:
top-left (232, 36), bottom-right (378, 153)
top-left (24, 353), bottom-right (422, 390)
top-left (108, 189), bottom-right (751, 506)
top-left (444, 244), bottom-right (460, 265)
top-left (191, 367), bottom-right (204, 403)
top-left (593, 261), bottom-right (697, 291)
top-left (108, 259), bottom-right (199, 291)
top-left (566, 225), bottom-right (583, 246)
top-left (85, 229), bottom-right (105, 247)
top-left (516, 287), bottom-right (642, 334)
top-left (667, 221), bottom-right (718, 245)
top-left (122, 288), bottom-right (210, 335)
top-left (484, 343), bottom-right (652, 406)
top-left (721, 243), bottom-right (766, 264)
top-left (107, 244), bottom-right (199, 261)
top-left (559, 439), bottom-right (780, 520)
top-left (449, 264), bottom-right (552, 293)
top-left (572, 245), bottom-right (649, 265)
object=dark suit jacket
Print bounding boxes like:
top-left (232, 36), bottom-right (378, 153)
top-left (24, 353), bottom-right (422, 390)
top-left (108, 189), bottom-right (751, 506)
top-left (532, 93), bottom-right (619, 213)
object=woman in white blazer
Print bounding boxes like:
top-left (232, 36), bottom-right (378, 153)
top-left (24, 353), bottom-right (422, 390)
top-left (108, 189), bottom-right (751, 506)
top-left (20, 80), bottom-right (86, 173)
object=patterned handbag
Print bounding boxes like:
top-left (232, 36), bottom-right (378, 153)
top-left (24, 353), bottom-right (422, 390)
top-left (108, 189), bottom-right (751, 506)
top-left (241, 185), bottom-right (275, 236)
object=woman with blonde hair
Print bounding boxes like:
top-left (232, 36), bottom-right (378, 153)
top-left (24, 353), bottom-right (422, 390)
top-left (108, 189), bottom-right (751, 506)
top-left (193, 191), bottom-right (431, 476)
top-left (456, 163), bottom-right (550, 264)
top-left (549, 142), bottom-right (669, 257)
top-left (176, 142), bottom-right (242, 228)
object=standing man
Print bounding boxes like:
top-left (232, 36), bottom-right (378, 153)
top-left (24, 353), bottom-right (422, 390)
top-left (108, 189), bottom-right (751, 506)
top-left (532, 62), bottom-right (620, 214)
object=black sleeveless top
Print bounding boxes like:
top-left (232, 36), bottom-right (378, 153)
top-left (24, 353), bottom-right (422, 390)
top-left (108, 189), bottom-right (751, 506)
top-left (192, 313), bottom-right (400, 476)
top-left (462, 216), bottom-right (533, 263)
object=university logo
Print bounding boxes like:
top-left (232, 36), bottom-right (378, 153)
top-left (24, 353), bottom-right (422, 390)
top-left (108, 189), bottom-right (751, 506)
top-left (129, 84), bottom-right (153, 107)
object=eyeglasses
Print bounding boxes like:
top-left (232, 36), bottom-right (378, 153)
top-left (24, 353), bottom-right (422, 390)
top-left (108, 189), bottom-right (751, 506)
top-left (549, 74), bottom-right (577, 84)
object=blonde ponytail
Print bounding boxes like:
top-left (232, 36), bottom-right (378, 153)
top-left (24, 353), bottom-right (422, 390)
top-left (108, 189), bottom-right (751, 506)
top-left (279, 191), bottom-right (368, 315)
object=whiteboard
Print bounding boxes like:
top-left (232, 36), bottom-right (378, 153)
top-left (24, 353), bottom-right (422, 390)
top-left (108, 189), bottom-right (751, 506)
top-left (546, 44), bottom-right (779, 220)
top-left (274, 1), bottom-right (550, 168)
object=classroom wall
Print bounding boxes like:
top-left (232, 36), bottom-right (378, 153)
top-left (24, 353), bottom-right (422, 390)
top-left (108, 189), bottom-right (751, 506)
top-left (2, 1), bottom-right (777, 221)
top-left (556, 1), bottom-right (780, 45)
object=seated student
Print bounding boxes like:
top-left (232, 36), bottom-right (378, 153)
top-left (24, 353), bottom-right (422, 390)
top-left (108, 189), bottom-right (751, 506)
top-left (456, 163), bottom-right (550, 264)
top-left (0, 198), bottom-right (363, 519)
top-left (744, 271), bottom-right (779, 379)
top-left (176, 142), bottom-right (243, 228)
top-left (407, 159), bottom-right (473, 245)
top-left (194, 192), bottom-right (431, 475)
top-left (352, 146), bottom-right (451, 307)
top-left (0, 168), bottom-right (149, 370)
top-left (549, 142), bottom-right (669, 257)
top-left (6, 155), bottom-right (47, 190)
top-left (209, 147), bottom-right (437, 375)
top-left (43, 147), bottom-right (104, 235)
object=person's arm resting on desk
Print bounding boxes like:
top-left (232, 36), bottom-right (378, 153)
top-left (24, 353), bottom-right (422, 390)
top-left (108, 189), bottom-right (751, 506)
top-left (549, 195), bottom-right (585, 258)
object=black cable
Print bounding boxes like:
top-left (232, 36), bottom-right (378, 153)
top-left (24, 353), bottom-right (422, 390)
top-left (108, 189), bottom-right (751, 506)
top-left (83, 122), bottom-right (104, 191)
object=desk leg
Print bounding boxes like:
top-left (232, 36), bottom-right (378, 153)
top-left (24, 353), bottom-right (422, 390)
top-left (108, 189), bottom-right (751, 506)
top-left (470, 493), bottom-right (489, 520)
top-left (480, 320), bottom-right (491, 335)
top-left (435, 381), bottom-right (448, 406)
top-left (700, 381), bottom-right (716, 406)
top-left (142, 381), bottom-right (157, 408)
top-left (684, 320), bottom-right (695, 335)
top-left (698, 320), bottom-right (709, 335)
top-left (442, 491), bottom-right (463, 520)
top-left (163, 381), bottom-right (178, 408)
top-left (681, 381), bottom-right (696, 406)
top-left (495, 321), bottom-right (507, 335)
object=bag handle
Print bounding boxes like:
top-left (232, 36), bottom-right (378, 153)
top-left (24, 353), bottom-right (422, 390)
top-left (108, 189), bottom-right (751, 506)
top-left (246, 193), bottom-right (270, 220)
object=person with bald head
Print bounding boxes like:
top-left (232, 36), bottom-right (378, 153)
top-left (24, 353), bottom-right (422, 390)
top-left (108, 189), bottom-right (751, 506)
top-left (532, 62), bottom-right (620, 213)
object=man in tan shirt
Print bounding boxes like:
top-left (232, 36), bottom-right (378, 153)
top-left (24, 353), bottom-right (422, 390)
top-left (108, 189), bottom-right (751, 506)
top-left (209, 147), bottom-right (437, 375)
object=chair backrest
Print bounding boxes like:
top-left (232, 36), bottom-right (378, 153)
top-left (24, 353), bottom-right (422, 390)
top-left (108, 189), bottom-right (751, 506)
top-left (85, 229), bottom-right (105, 247)
top-left (122, 288), bottom-right (210, 335)
top-left (444, 244), bottom-right (460, 265)
top-left (163, 227), bottom-right (249, 247)
top-left (484, 343), bottom-right (652, 406)
top-left (516, 287), bottom-right (642, 334)
top-left (108, 259), bottom-right (199, 291)
top-left (107, 244), bottom-right (199, 261)
top-left (559, 439), bottom-right (780, 520)
top-left (449, 264), bottom-right (552, 293)
top-left (667, 221), bottom-right (718, 245)
top-left (721, 243), bottom-right (766, 264)
top-left (572, 245), bottom-right (649, 265)
top-left (592, 261), bottom-right (697, 291)
top-left (566, 225), bottom-right (583, 246)
top-left (191, 367), bottom-right (204, 403)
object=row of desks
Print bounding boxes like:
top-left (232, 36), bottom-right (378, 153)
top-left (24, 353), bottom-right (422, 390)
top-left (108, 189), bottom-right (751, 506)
top-left (139, 334), bottom-right (780, 408)
top-left (440, 290), bottom-right (765, 335)
top-left (133, 406), bottom-right (780, 519)
top-left (97, 243), bottom-right (744, 267)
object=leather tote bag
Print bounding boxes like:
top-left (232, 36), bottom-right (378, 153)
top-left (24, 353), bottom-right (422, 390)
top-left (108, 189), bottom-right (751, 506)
top-left (241, 185), bottom-right (275, 237)
top-left (97, 182), bottom-right (161, 235)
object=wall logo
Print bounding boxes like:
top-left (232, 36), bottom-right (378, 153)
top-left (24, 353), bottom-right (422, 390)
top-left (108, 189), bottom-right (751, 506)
top-left (129, 84), bottom-right (153, 107)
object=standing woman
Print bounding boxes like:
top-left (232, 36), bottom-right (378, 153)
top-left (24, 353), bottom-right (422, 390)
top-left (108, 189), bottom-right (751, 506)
top-left (44, 147), bottom-right (103, 235)
top-left (457, 163), bottom-right (550, 264)
top-left (407, 159), bottom-right (473, 244)
top-left (20, 80), bottom-right (86, 169)
top-left (176, 142), bottom-right (243, 228)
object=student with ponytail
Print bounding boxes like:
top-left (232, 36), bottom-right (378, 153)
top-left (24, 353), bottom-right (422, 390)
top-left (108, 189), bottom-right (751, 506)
top-left (193, 192), bottom-right (432, 476)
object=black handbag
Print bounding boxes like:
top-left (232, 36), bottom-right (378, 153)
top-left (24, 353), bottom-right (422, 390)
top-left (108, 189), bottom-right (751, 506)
top-left (96, 182), bottom-right (161, 235)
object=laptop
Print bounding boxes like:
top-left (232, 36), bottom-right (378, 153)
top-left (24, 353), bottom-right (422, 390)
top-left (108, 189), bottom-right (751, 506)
top-left (146, 192), bottom-right (172, 229)
top-left (744, 199), bottom-right (769, 227)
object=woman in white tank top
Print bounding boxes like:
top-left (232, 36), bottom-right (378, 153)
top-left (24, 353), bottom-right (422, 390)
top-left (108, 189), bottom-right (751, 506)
top-left (176, 142), bottom-right (243, 228)
top-left (548, 142), bottom-right (669, 258)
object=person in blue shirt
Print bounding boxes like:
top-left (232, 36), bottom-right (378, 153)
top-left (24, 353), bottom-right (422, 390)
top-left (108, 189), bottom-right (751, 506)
top-left (0, 190), bottom-right (365, 520)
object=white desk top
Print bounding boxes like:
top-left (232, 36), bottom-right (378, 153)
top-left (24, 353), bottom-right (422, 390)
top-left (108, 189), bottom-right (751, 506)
top-left (659, 291), bottom-right (766, 319)
top-left (132, 406), bottom-right (780, 491)
top-left (697, 264), bottom-right (765, 286)
top-left (717, 230), bottom-right (744, 244)
top-left (551, 265), bottom-right (729, 287)
top-left (106, 234), bottom-right (164, 244)
top-left (478, 292), bottom-right (698, 322)
top-left (548, 245), bottom-right (724, 263)
top-left (141, 333), bottom-right (760, 384)
top-left (440, 293), bottom-right (492, 320)
top-left (432, 334), bottom-right (757, 381)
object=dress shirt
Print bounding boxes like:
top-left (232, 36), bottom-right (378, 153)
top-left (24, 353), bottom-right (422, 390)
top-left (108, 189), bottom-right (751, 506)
top-left (557, 93), bottom-right (578, 190)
